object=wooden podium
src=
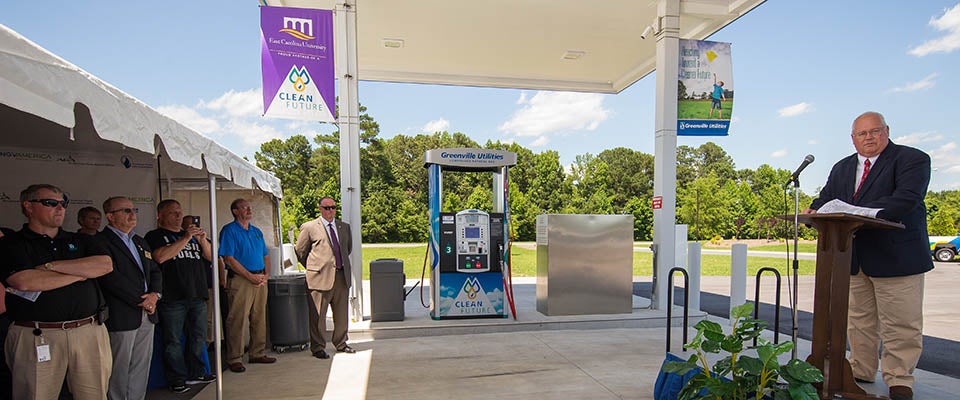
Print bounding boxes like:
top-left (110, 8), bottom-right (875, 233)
top-left (793, 213), bottom-right (903, 400)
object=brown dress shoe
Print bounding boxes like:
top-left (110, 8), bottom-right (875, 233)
top-left (889, 385), bottom-right (913, 400)
top-left (248, 356), bottom-right (277, 364)
top-left (228, 362), bottom-right (246, 373)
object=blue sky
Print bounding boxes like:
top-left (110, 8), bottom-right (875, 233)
top-left (2, 1), bottom-right (959, 193)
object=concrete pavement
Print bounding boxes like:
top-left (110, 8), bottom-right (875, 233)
top-left (172, 263), bottom-right (960, 400)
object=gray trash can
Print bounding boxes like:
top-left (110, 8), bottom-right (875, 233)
top-left (267, 274), bottom-right (309, 352)
top-left (370, 258), bottom-right (405, 322)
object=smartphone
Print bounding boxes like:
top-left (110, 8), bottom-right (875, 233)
top-left (192, 216), bottom-right (200, 226)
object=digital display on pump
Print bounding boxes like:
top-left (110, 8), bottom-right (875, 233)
top-left (465, 214), bottom-right (478, 223)
top-left (464, 227), bottom-right (481, 239)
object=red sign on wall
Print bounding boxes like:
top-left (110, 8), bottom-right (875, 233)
top-left (652, 196), bottom-right (662, 209)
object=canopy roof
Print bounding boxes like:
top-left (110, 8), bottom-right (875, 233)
top-left (0, 24), bottom-right (283, 198)
top-left (268, 0), bottom-right (765, 93)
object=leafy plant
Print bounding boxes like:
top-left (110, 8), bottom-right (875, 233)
top-left (663, 303), bottom-right (823, 400)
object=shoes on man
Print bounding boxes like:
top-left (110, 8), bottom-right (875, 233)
top-left (248, 355), bottom-right (277, 364)
top-left (186, 373), bottom-right (217, 384)
top-left (228, 362), bottom-right (246, 373)
top-left (313, 350), bottom-right (331, 359)
top-left (169, 383), bottom-right (190, 393)
top-left (889, 386), bottom-right (913, 400)
top-left (337, 345), bottom-right (356, 354)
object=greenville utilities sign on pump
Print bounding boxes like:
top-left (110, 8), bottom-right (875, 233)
top-left (423, 148), bottom-right (517, 169)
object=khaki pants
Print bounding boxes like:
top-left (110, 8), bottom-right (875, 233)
top-left (5, 322), bottom-right (112, 400)
top-left (848, 272), bottom-right (924, 388)
top-left (225, 275), bottom-right (268, 364)
top-left (307, 269), bottom-right (350, 354)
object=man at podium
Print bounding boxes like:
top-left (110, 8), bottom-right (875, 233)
top-left (804, 111), bottom-right (933, 400)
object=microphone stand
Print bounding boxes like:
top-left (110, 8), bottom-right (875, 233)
top-left (790, 177), bottom-right (800, 360)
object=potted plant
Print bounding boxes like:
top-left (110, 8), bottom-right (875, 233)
top-left (663, 303), bottom-right (823, 400)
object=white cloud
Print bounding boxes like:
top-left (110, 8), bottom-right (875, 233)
top-left (909, 4), bottom-right (960, 56)
top-left (777, 102), bottom-right (813, 117)
top-left (498, 91), bottom-right (610, 138)
top-left (423, 118), bottom-right (450, 133)
top-left (928, 141), bottom-right (957, 166)
top-left (199, 88), bottom-right (262, 118)
top-left (890, 73), bottom-right (939, 92)
top-left (529, 136), bottom-right (549, 147)
top-left (770, 149), bottom-right (787, 158)
top-left (156, 105), bottom-right (220, 135)
top-left (224, 119), bottom-right (284, 147)
top-left (157, 87), bottom-right (302, 154)
top-left (894, 131), bottom-right (944, 145)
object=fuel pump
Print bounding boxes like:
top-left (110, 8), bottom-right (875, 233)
top-left (424, 148), bottom-right (516, 319)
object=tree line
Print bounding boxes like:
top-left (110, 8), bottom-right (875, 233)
top-left (255, 106), bottom-right (960, 243)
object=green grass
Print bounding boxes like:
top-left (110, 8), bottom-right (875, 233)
top-left (750, 243), bottom-right (818, 253)
top-left (678, 99), bottom-right (734, 120)
top-left (359, 244), bottom-right (814, 279)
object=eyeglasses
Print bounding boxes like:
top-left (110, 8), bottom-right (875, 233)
top-left (320, 205), bottom-right (337, 210)
top-left (853, 127), bottom-right (885, 139)
top-left (29, 198), bottom-right (69, 208)
top-left (108, 207), bottom-right (138, 214)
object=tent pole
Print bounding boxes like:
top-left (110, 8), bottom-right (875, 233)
top-left (156, 155), bottom-right (162, 199)
top-left (208, 173), bottom-right (223, 400)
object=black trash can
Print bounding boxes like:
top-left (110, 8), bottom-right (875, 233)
top-left (370, 258), bottom-right (405, 322)
top-left (267, 274), bottom-right (309, 352)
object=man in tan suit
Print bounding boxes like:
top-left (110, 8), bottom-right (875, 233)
top-left (295, 196), bottom-right (354, 359)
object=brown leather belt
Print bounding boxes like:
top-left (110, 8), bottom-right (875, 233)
top-left (14, 315), bottom-right (96, 330)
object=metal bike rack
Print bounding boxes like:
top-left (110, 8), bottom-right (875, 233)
top-left (753, 267), bottom-right (782, 346)
top-left (666, 267), bottom-right (690, 353)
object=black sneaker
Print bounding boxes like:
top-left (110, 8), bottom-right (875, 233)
top-left (170, 384), bottom-right (190, 393)
top-left (186, 374), bottom-right (216, 384)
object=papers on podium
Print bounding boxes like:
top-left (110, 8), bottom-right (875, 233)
top-left (816, 199), bottom-right (882, 218)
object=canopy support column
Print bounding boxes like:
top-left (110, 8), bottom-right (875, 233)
top-left (652, 0), bottom-right (680, 310)
top-left (335, 0), bottom-right (364, 321)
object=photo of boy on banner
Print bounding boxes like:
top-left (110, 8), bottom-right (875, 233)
top-left (677, 39), bottom-right (733, 136)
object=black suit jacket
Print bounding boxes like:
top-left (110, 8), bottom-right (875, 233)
top-left (97, 228), bottom-right (162, 331)
top-left (810, 141), bottom-right (934, 277)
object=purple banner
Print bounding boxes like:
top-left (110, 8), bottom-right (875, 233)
top-left (260, 6), bottom-right (335, 122)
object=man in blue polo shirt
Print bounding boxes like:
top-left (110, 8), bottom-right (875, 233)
top-left (219, 199), bottom-right (274, 373)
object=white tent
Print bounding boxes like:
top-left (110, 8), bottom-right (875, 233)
top-left (1, 23), bottom-right (288, 390)
top-left (0, 23), bottom-right (282, 236)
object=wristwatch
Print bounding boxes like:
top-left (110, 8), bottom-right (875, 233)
top-left (155, 292), bottom-right (163, 300)
top-left (42, 262), bottom-right (54, 271)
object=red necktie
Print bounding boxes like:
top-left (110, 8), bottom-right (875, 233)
top-left (854, 159), bottom-right (871, 198)
top-left (328, 222), bottom-right (343, 270)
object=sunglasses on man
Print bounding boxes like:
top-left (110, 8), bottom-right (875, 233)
top-left (320, 205), bottom-right (337, 210)
top-left (29, 198), bottom-right (70, 208)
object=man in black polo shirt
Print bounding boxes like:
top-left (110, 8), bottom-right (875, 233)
top-left (145, 200), bottom-right (215, 393)
top-left (0, 184), bottom-right (114, 399)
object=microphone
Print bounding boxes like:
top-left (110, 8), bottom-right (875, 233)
top-left (788, 154), bottom-right (815, 184)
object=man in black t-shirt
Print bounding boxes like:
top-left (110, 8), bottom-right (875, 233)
top-left (0, 184), bottom-right (114, 399)
top-left (145, 200), bottom-right (215, 393)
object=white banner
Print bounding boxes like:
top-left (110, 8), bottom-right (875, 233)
top-left (0, 147), bottom-right (157, 236)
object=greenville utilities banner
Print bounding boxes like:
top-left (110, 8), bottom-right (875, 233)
top-left (677, 39), bottom-right (733, 136)
top-left (260, 6), bottom-right (335, 122)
